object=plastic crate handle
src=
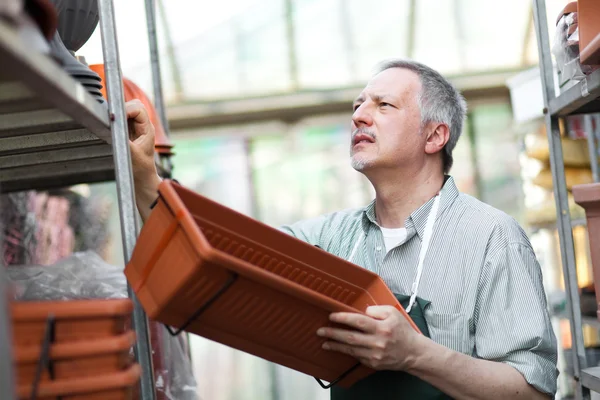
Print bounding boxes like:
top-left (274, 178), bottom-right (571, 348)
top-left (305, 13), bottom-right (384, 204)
top-left (165, 271), bottom-right (238, 336)
top-left (314, 362), bottom-right (361, 389)
top-left (30, 314), bottom-right (56, 400)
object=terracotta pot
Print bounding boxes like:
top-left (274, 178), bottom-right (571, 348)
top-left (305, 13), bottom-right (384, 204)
top-left (556, 1), bottom-right (578, 26)
top-left (578, 0), bottom-right (600, 65)
top-left (50, 0), bottom-right (98, 52)
top-left (125, 180), bottom-right (421, 388)
top-left (16, 363), bottom-right (140, 400)
top-left (122, 77), bottom-right (172, 151)
top-left (89, 64), bottom-right (173, 152)
top-left (14, 331), bottom-right (136, 387)
top-left (11, 299), bottom-right (133, 346)
top-left (573, 183), bottom-right (600, 320)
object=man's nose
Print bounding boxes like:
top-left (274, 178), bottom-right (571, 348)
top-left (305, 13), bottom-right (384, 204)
top-left (352, 104), bottom-right (373, 127)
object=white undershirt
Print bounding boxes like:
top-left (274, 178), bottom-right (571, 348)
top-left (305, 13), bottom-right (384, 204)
top-left (379, 226), bottom-right (408, 253)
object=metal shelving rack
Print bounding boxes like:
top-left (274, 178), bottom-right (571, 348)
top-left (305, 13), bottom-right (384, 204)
top-left (0, 0), bottom-right (170, 399)
top-left (533, 1), bottom-right (600, 399)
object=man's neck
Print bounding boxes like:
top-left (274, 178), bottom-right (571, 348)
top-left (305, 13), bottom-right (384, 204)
top-left (370, 167), bottom-right (445, 229)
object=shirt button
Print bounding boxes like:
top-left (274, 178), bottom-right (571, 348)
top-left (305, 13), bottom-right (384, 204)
top-left (376, 246), bottom-right (382, 251)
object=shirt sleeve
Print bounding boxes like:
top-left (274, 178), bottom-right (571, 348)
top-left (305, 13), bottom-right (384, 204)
top-left (278, 215), bottom-right (330, 246)
top-left (474, 242), bottom-right (559, 396)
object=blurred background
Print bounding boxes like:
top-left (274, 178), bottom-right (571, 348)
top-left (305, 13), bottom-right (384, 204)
top-left (11, 0), bottom-right (597, 399)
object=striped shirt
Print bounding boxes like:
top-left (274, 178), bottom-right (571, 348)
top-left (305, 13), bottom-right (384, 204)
top-left (280, 176), bottom-right (558, 396)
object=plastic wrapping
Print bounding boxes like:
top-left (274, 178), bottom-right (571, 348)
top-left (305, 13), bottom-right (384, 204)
top-left (6, 251), bottom-right (127, 300)
top-left (151, 323), bottom-right (199, 400)
top-left (553, 11), bottom-right (590, 89)
top-left (6, 251), bottom-right (199, 399)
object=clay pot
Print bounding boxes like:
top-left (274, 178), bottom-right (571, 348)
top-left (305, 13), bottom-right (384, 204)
top-left (16, 364), bottom-right (140, 400)
top-left (89, 64), bottom-right (173, 153)
top-left (125, 180), bottom-right (421, 388)
top-left (578, 0), bottom-right (600, 65)
top-left (556, 2), bottom-right (577, 26)
top-left (50, 0), bottom-right (98, 52)
top-left (14, 331), bottom-right (135, 387)
top-left (11, 298), bottom-right (133, 346)
top-left (573, 183), bottom-right (600, 320)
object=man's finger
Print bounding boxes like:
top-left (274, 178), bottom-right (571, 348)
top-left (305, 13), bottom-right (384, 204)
top-left (125, 99), bottom-right (145, 120)
top-left (126, 101), bottom-right (149, 134)
top-left (322, 340), bottom-right (372, 360)
top-left (316, 327), bottom-right (380, 348)
top-left (329, 312), bottom-right (377, 333)
top-left (365, 306), bottom-right (394, 320)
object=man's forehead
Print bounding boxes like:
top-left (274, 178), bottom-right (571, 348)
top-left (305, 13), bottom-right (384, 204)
top-left (357, 68), bottom-right (421, 101)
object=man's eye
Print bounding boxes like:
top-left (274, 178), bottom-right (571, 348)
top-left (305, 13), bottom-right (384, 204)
top-left (353, 104), bottom-right (361, 111)
top-left (380, 102), bottom-right (391, 107)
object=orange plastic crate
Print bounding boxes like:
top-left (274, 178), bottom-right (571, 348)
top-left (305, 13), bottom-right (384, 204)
top-left (15, 331), bottom-right (136, 387)
top-left (17, 363), bottom-right (140, 400)
top-left (126, 180), bottom-right (419, 388)
top-left (11, 299), bottom-right (133, 346)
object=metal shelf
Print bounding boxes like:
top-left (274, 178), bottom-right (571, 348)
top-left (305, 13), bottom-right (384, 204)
top-left (582, 316), bottom-right (600, 330)
top-left (0, 19), bottom-right (114, 193)
top-left (550, 68), bottom-right (600, 116)
top-left (582, 367), bottom-right (600, 393)
top-left (534, 0), bottom-right (600, 398)
top-left (0, 0), bottom-right (163, 397)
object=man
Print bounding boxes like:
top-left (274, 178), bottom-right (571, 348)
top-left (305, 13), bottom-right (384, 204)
top-left (127, 59), bottom-right (558, 399)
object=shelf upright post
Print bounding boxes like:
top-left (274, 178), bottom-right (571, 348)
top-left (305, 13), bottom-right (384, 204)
top-left (532, 1), bottom-right (588, 399)
top-left (144, 0), bottom-right (172, 176)
top-left (97, 0), bottom-right (157, 398)
top-left (144, 0), bottom-right (169, 136)
top-left (0, 196), bottom-right (15, 400)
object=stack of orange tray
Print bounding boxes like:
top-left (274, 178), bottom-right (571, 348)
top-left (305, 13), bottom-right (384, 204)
top-left (11, 299), bottom-right (140, 399)
top-left (126, 180), bottom-right (420, 388)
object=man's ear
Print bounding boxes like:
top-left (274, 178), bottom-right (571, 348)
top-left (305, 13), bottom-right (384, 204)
top-left (424, 123), bottom-right (450, 156)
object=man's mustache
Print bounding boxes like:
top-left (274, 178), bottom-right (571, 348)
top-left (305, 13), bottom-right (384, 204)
top-left (351, 128), bottom-right (376, 141)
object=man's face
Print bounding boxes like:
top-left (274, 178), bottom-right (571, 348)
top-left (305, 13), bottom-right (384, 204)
top-left (350, 68), bottom-right (424, 172)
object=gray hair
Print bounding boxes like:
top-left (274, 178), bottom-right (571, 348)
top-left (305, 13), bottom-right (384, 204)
top-left (375, 59), bottom-right (467, 173)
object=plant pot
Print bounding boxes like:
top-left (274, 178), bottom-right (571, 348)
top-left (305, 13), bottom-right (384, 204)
top-left (125, 180), bottom-right (421, 388)
top-left (50, 0), bottom-right (98, 52)
top-left (89, 64), bottom-right (172, 151)
top-left (11, 299), bottom-right (133, 346)
top-left (573, 183), bottom-right (600, 320)
top-left (578, 0), bottom-right (600, 65)
top-left (48, 31), bottom-right (105, 104)
top-left (17, 363), bottom-right (140, 400)
top-left (15, 331), bottom-right (136, 387)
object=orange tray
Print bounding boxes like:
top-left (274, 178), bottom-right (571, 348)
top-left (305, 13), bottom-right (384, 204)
top-left (17, 363), bottom-right (140, 400)
top-left (15, 331), bottom-right (136, 387)
top-left (126, 180), bottom-right (419, 388)
top-left (11, 299), bottom-right (133, 346)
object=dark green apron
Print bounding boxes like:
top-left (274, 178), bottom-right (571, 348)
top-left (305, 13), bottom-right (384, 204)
top-left (330, 294), bottom-right (453, 400)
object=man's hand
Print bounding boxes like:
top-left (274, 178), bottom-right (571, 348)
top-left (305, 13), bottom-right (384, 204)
top-left (317, 305), bottom-right (422, 371)
top-left (126, 99), bottom-right (158, 184)
top-left (126, 99), bottom-right (162, 221)
top-left (317, 307), bottom-right (551, 400)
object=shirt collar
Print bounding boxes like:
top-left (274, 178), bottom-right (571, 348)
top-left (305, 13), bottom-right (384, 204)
top-left (362, 175), bottom-right (460, 240)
